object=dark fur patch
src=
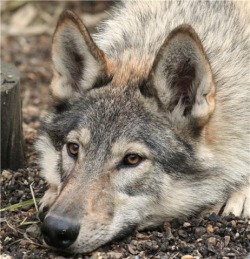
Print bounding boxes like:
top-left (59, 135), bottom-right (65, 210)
top-left (121, 177), bottom-right (161, 198)
top-left (39, 205), bottom-right (49, 222)
top-left (53, 101), bottom-right (70, 113)
top-left (112, 223), bottom-right (137, 241)
top-left (92, 74), bottom-right (113, 89)
top-left (138, 79), bottom-right (156, 98)
top-left (63, 41), bottom-right (85, 91)
top-left (168, 59), bottom-right (197, 116)
top-left (40, 108), bottom-right (81, 151)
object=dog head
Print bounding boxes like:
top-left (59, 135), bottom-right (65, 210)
top-left (37, 10), bottom-right (219, 253)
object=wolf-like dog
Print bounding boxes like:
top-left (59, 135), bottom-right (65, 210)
top-left (36, 0), bottom-right (250, 253)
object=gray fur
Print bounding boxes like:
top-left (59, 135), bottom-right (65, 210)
top-left (36, 0), bottom-right (250, 253)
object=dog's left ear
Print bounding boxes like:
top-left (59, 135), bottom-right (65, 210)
top-left (51, 10), bottom-right (109, 102)
top-left (150, 24), bottom-right (215, 129)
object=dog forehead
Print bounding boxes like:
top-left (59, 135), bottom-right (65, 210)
top-left (74, 93), bottom-right (165, 150)
top-left (77, 88), bottom-right (147, 125)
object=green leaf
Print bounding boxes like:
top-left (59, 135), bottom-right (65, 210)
top-left (0, 198), bottom-right (41, 212)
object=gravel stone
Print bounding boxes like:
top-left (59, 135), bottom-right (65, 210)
top-left (181, 255), bottom-right (194, 259)
top-left (195, 227), bottom-right (206, 238)
top-left (206, 223), bottom-right (214, 234)
top-left (224, 235), bottom-right (231, 247)
top-left (183, 222), bottom-right (191, 228)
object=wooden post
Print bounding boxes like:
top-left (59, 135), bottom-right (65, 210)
top-left (1, 59), bottom-right (24, 171)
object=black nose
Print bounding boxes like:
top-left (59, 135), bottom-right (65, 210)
top-left (41, 216), bottom-right (80, 249)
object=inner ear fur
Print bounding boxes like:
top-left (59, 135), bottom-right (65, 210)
top-left (51, 10), bottom-right (110, 102)
top-left (151, 24), bottom-right (215, 128)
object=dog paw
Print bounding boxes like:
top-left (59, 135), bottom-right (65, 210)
top-left (222, 183), bottom-right (250, 218)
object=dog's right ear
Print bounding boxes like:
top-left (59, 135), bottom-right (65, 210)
top-left (51, 10), bottom-right (110, 102)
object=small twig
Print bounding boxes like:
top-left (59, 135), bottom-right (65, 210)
top-left (29, 182), bottom-right (39, 217)
top-left (7, 236), bottom-right (45, 249)
top-left (20, 220), bottom-right (40, 226)
top-left (20, 216), bottom-right (40, 226)
top-left (6, 239), bottom-right (23, 249)
top-left (20, 216), bottom-right (28, 225)
top-left (23, 233), bottom-right (45, 248)
top-left (4, 218), bottom-right (23, 235)
top-left (170, 252), bottom-right (179, 259)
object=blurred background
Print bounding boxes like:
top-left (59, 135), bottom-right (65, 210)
top-left (1, 1), bottom-right (113, 165)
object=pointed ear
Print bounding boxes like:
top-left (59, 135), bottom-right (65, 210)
top-left (151, 24), bottom-right (215, 128)
top-left (51, 10), bottom-right (110, 102)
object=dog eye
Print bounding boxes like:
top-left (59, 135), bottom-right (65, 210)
top-left (123, 153), bottom-right (142, 166)
top-left (67, 143), bottom-right (79, 157)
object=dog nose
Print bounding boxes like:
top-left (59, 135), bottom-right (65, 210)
top-left (41, 215), bottom-right (80, 249)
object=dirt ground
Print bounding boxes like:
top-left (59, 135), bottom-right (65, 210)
top-left (1, 2), bottom-right (250, 259)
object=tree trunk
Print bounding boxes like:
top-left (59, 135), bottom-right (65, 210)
top-left (1, 59), bottom-right (24, 171)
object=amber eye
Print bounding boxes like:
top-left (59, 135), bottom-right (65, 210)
top-left (67, 143), bottom-right (79, 157)
top-left (123, 153), bottom-right (142, 166)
